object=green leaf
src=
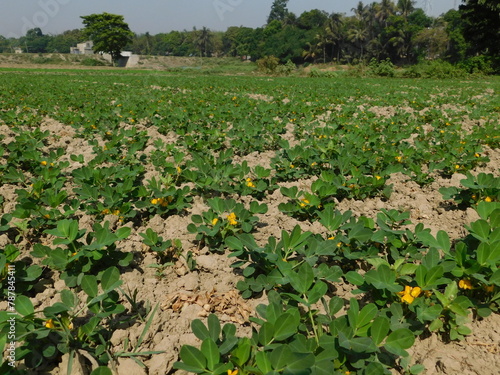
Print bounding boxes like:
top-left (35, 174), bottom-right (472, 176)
top-left (15, 295), bottom-right (34, 316)
top-left (225, 236), bottom-right (242, 251)
top-left (364, 361), bottom-right (386, 375)
top-left (370, 316), bottom-right (390, 346)
top-left (287, 262), bottom-right (314, 294)
top-left (274, 312), bottom-right (300, 341)
top-left (60, 289), bottom-right (75, 308)
top-left (490, 269), bottom-right (500, 286)
top-left (191, 319), bottom-right (210, 341)
top-left (81, 275), bottom-right (98, 298)
top-left (179, 345), bottom-right (207, 370)
top-left (259, 322), bottom-right (275, 347)
top-left (115, 226), bottom-right (131, 240)
top-left (345, 271), bottom-right (365, 286)
top-left (101, 266), bottom-right (121, 291)
top-left (329, 296), bottom-right (344, 316)
top-left (269, 345), bottom-right (292, 370)
top-left (231, 337), bottom-right (251, 366)
top-left (90, 367), bottom-right (113, 375)
top-left (308, 281), bottom-right (328, 305)
top-left (356, 303), bottom-right (378, 333)
top-left (286, 352), bottom-right (316, 370)
top-left (255, 351), bottom-right (273, 374)
top-left (365, 265), bottom-right (401, 292)
top-left (436, 230), bottom-right (451, 254)
top-left (470, 219), bottom-right (490, 242)
top-left (208, 314), bottom-right (221, 342)
top-left (385, 328), bottom-right (415, 352)
top-left (410, 364), bottom-right (426, 374)
top-left (201, 339), bottom-right (219, 371)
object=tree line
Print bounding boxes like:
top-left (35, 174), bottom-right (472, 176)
top-left (0, 0), bottom-right (498, 70)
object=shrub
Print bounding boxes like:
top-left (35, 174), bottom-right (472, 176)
top-left (459, 56), bottom-right (493, 75)
top-left (401, 60), bottom-right (467, 79)
top-left (369, 58), bottom-right (396, 77)
top-left (308, 67), bottom-right (337, 78)
top-left (275, 60), bottom-right (296, 76)
top-left (256, 55), bottom-right (280, 74)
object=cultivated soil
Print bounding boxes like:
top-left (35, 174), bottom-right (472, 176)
top-left (0, 70), bottom-right (499, 375)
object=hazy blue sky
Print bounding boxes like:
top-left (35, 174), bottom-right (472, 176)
top-left (1, 0), bottom-right (459, 38)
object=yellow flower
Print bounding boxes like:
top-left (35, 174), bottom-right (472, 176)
top-left (40, 161), bottom-right (48, 166)
top-left (395, 156), bottom-right (403, 162)
top-left (290, 164), bottom-right (295, 168)
top-left (227, 369), bottom-right (238, 375)
top-left (401, 294), bottom-right (415, 304)
top-left (176, 166), bottom-right (182, 174)
top-left (455, 165), bottom-right (460, 170)
top-left (311, 162), bottom-right (317, 167)
top-left (484, 197), bottom-right (492, 203)
top-left (397, 285), bottom-right (421, 304)
top-left (328, 236), bottom-right (335, 240)
top-left (458, 279), bottom-right (473, 290)
top-left (474, 153), bottom-right (480, 158)
top-left (484, 285), bottom-right (494, 293)
top-left (375, 175), bottom-right (382, 180)
top-left (151, 198), bottom-right (159, 205)
top-left (410, 286), bottom-right (422, 298)
top-left (246, 178), bottom-right (256, 188)
top-left (212, 218), bottom-right (219, 226)
top-left (227, 213), bottom-right (238, 226)
top-left (102, 208), bottom-right (110, 215)
top-left (45, 319), bottom-right (55, 329)
top-left (440, 130), bottom-right (445, 134)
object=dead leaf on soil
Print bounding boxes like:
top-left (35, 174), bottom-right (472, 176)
top-left (161, 289), bottom-right (252, 324)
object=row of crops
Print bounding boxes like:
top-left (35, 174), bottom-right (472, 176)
top-left (0, 69), bottom-right (499, 375)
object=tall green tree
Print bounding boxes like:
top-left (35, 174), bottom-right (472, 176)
top-left (267, 0), bottom-right (289, 24)
top-left (21, 28), bottom-right (50, 53)
top-left (193, 27), bottom-right (213, 57)
top-left (397, 0), bottom-right (416, 19)
top-left (460, 0), bottom-right (500, 58)
top-left (81, 12), bottom-right (133, 63)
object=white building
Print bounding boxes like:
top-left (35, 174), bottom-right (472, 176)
top-left (70, 41), bottom-right (94, 55)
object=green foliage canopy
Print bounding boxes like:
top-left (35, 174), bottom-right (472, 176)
top-left (81, 12), bottom-right (133, 62)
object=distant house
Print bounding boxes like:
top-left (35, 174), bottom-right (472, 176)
top-left (70, 41), bottom-right (94, 55)
top-left (14, 47), bottom-right (23, 54)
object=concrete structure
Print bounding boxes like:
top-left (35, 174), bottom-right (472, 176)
top-left (70, 41), bottom-right (94, 55)
top-left (14, 47), bottom-right (23, 54)
top-left (101, 51), bottom-right (139, 68)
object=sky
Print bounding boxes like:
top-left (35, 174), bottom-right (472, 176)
top-left (1, 0), bottom-right (459, 38)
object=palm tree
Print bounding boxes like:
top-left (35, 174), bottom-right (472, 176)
top-left (194, 26), bottom-right (212, 57)
top-left (352, 1), bottom-right (366, 22)
top-left (348, 22), bottom-right (368, 60)
top-left (397, 0), bottom-right (416, 20)
top-left (302, 41), bottom-right (320, 63)
top-left (325, 13), bottom-right (344, 62)
top-left (376, 0), bottom-right (397, 26)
